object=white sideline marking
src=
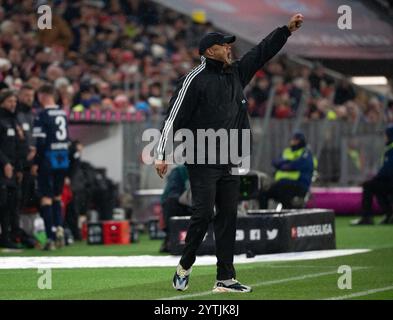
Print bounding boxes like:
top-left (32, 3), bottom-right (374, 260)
top-left (160, 267), bottom-right (367, 300)
top-left (325, 286), bottom-right (393, 300)
top-left (0, 249), bottom-right (369, 269)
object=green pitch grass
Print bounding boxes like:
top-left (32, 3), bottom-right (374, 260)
top-left (0, 217), bottom-right (392, 300)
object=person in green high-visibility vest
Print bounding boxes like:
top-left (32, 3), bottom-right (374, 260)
top-left (351, 125), bottom-right (393, 225)
top-left (259, 132), bottom-right (316, 209)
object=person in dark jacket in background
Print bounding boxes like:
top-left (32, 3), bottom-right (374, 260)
top-left (352, 125), bottom-right (393, 225)
top-left (160, 165), bottom-right (191, 253)
top-left (16, 84), bottom-right (37, 211)
top-left (260, 132), bottom-right (316, 209)
top-left (0, 90), bottom-right (24, 249)
top-left (65, 140), bottom-right (85, 241)
top-left (155, 14), bottom-right (304, 293)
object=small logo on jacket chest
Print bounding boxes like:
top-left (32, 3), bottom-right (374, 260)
top-left (7, 128), bottom-right (15, 136)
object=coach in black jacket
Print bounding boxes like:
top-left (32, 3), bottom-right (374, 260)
top-left (155, 14), bottom-right (303, 293)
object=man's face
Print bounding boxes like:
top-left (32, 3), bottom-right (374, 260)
top-left (37, 93), bottom-right (47, 106)
top-left (207, 43), bottom-right (232, 65)
top-left (18, 88), bottom-right (35, 107)
top-left (290, 138), bottom-right (300, 147)
top-left (1, 96), bottom-right (17, 113)
top-left (76, 143), bottom-right (83, 153)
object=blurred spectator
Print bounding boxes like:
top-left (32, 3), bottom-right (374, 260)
top-left (309, 63), bottom-right (334, 97)
top-left (0, 0), bottom-right (387, 123)
top-left (334, 79), bottom-right (355, 105)
top-left (114, 94), bottom-right (134, 112)
top-left (365, 97), bottom-right (384, 124)
top-left (0, 58), bottom-right (11, 90)
top-left (247, 75), bottom-right (270, 117)
top-left (37, 7), bottom-right (74, 50)
top-left (386, 101), bottom-right (393, 123)
top-left (274, 89), bottom-right (293, 119)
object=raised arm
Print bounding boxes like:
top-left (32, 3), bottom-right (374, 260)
top-left (238, 13), bottom-right (303, 88)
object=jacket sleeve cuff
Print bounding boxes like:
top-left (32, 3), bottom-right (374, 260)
top-left (157, 154), bottom-right (165, 161)
top-left (282, 25), bottom-right (292, 37)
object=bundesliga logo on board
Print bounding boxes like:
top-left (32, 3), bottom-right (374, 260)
top-left (291, 224), bottom-right (334, 239)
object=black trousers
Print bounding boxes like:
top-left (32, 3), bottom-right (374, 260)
top-left (259, 181), bottom-right (307, 209)
top-left (13, 168), bottom-right (35, 236)
top-left (65, 188), bottom-right (91, 241)
top-left (362, 178), bottom-right (393, 217)
top-left (0, 185), bottom-right (17, 244)
top-left (20, 167), bottom-right (37, 208)
top-left (65, 194), bottom-right (84, 241)
top-left (180, 165), bottom-right (240, 280)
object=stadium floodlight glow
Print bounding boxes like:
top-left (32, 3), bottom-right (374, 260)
top-left (351, 76), bottom-right (388, 86)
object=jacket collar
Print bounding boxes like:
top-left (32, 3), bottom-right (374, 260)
top-left (204, 57), bottom-right (234, 73)
top-left (205, 57), bottom-right (224, 71)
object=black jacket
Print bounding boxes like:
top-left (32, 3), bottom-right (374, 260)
top-left (16, 103), bottom-right (35, 168)
top-left (157, 26), bottom-right (291, 164)
top-left (0, 108), bottom-right (23, 184)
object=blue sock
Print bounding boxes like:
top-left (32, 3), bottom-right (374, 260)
top-left (40, 205), bottom-right (55, 240)
top-left (52, 200), bottom-right (63, 228)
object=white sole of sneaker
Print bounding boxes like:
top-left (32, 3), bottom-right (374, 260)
top-left (173, 283), bottom-right (188, 291)
top-left (212, 287), bottom-right (251, 293)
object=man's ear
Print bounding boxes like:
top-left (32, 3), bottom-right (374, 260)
top-left (205, 47), bottom-right (214, 56)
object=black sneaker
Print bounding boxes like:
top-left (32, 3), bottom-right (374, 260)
top-left (350, 217), bottom-right (374, 226)
top-left (213, 279), bottom-right (252, 293)
top-left (172, 264), bottom-right (192, 291)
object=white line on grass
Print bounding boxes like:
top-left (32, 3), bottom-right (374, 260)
top-left (159, 267), bottom-right (367, 300)
top-left (0, 249), bottom-right (370, 269)
top-left (324, 285), bottom-right (393, 300)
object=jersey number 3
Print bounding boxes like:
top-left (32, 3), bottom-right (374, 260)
top-left (55, 116), bottom-right (67, 141)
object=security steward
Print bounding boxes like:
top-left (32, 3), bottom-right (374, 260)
top-left (351, 125), bottom-right (393, 225)
top-left (0, 90), bottom-right (24, 249)
top-left (260, 132), bottom-right (316, 209)
top-left (155, 14), bottom-right (304, 293)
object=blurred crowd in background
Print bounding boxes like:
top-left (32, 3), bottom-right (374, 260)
top-left (245, 60), bottom-right (392, 123)
top-left (0, 0), bottom-right (391, 123)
